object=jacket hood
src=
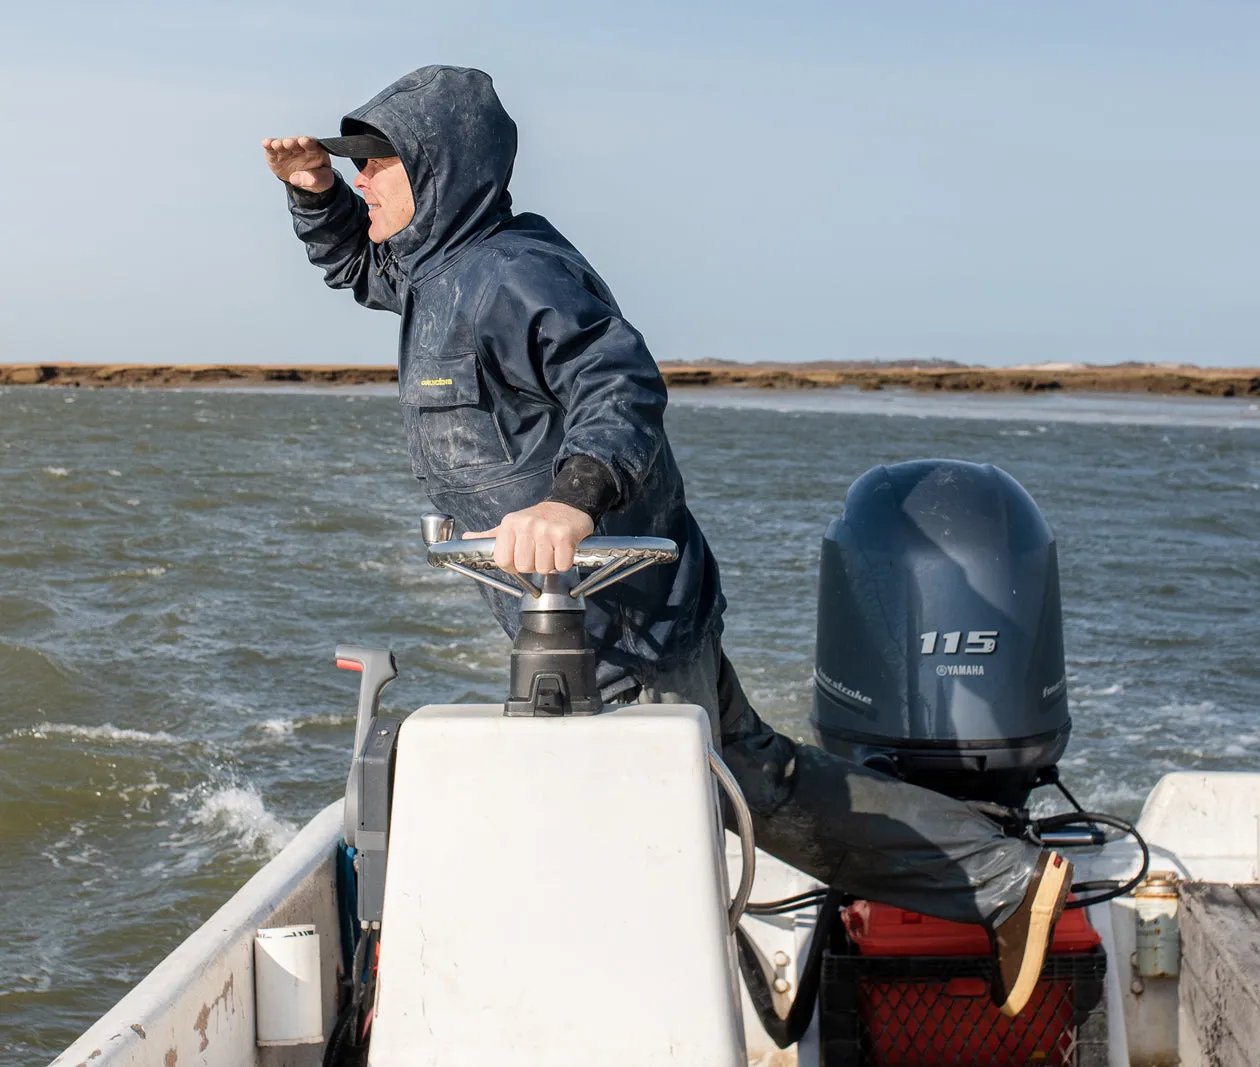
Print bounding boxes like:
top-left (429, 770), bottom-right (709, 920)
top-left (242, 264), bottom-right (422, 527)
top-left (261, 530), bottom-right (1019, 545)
top-left (343, 65), bottom-right (517, 277)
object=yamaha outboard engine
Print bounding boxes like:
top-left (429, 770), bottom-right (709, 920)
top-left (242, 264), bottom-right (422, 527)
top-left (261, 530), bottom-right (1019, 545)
top-left (812, 459), bottom-right (1071, 807)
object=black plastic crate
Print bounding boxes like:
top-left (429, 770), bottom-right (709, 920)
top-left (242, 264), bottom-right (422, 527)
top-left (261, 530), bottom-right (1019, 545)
top-left (818, 946), bottom-right (1107, 1067)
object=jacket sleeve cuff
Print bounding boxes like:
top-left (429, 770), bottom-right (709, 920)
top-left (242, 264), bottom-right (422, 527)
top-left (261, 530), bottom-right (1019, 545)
top-left (546, 455), bottom-right (621, 522)
top-left (284, 179), bottom-right (339, 209)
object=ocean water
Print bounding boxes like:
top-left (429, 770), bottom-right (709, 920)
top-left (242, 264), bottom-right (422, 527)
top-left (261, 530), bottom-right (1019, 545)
top-left (1, 385), bottom-right (1257, 1062)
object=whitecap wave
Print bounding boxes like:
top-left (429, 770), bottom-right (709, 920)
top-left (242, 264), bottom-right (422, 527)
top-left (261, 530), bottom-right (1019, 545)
top-left (110, 565), bottom-right (168, 579)
top-left (188, 785), bottom-right (295, 856)
top-left (1155, 700), bottom-right (1218, 716)
top-left (1075, 682), bottom-right (1125, 697)
top-left (42, 466), bottom-right (69, 477)
top-left (255, 718), bottom-right (295, 739)
top-left (16, 722), bottom-right (182, 745)
top-left (299, 711), bottom-right (355, 727)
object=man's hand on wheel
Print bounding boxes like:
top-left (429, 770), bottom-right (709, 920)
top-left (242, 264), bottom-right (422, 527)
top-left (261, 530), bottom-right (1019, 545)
top-left (464, 502), bottom-right (595, 575)
top-left (262, 136), bottom-right (335, 193)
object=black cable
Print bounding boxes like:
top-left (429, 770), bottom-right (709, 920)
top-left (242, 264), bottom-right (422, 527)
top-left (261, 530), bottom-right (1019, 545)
top-left (357, 929), bottom-right (379, 1044)
top-left (322, 928), bottom-right (373, 1067)
top-left (735, 889), bottom-right (842, 1049)
top-left (1053, 778), bottom-right (1087, 815)
top-left (1031, 810), bottom-right (1151, 909)
top-left (746, 889), bottom-right (830, 916)
top-left (349, 928), bottom-right (370, 1012)
top-left (969, 785), bottom-right (1152, 909)
top-left (748, 898), bottom-right (830, 917)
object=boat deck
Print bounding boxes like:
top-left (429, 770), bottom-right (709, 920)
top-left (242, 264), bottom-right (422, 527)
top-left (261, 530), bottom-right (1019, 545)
top-left (1179, 883), bottom-right (1260, 1067)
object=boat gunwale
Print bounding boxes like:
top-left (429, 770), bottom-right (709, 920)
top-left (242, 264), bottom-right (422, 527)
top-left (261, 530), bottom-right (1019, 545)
top-left (50, 800), bottom-right (344, 1067)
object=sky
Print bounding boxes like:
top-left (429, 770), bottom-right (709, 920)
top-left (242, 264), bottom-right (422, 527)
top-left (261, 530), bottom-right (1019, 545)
top-left (1, 0), bottom-right (1256, 368)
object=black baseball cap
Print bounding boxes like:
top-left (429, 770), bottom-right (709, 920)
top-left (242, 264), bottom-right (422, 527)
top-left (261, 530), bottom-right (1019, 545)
top-left (317, 121), bottom-right (396, 164)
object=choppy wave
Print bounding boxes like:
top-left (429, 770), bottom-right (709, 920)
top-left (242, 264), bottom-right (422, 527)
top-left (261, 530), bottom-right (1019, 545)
top-left (254, 718), bottom-right (296, 739)
top-left (1154, 700), bottom-right (1218, 716)
top-left (108, 565), bottom-right (169, 580)
top-left (1074, 682), bottom-right (1126, 698)
top-left (10, 722), bottom-right (183, 745)
top-left (185, 784), bottom-right (296, 857)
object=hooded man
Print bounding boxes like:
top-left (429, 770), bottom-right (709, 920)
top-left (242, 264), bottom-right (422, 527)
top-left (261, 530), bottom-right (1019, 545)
top-left (263, 64), bottom-right (1070, 1017)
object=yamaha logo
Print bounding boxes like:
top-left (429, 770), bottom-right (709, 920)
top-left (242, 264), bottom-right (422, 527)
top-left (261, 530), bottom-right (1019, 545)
top-left (937, 663), bottom-right (985, 677)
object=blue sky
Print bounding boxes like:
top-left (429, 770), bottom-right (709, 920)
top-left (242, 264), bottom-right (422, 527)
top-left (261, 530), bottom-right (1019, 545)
top-left (1, 1), bottom-right (1256, 367)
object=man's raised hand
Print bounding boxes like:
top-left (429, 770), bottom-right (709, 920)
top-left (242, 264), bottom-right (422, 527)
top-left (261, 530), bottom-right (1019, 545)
top-left (262, 136), bottom-right (335, 193)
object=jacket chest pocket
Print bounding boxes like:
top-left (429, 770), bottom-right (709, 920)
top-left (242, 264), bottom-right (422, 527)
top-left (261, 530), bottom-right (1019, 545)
top-left (400, 355), bottom-right (512, 474)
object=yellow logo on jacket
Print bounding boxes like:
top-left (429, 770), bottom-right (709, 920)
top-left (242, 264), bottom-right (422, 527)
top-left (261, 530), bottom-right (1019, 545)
top-left (419, 378), bottom-right (454, 386)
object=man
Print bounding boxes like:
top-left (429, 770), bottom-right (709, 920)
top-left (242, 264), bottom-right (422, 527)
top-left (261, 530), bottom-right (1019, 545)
top-left (263, 64), bottom-right (1070, 1017)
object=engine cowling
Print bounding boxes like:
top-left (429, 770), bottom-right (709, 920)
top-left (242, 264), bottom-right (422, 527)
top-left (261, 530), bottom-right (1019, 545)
top-left (812, 459), bottom-right (1071, 806)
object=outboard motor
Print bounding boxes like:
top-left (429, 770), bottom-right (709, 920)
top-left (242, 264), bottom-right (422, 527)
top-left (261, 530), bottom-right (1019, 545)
top-left (812, 459), bottom-right (1071, 807)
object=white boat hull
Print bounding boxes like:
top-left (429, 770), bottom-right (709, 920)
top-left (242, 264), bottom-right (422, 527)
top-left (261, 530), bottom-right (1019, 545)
top-left (52, 772), bottom-right (1260, 1067)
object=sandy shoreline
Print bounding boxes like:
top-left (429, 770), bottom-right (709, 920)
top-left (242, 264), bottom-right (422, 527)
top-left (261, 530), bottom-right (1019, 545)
top-left (1, 361), bottom-right (1256, 397)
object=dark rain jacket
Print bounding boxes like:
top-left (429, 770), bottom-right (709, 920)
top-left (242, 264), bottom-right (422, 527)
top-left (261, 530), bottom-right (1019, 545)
top-left (286, 65), bottom-right (724, 685)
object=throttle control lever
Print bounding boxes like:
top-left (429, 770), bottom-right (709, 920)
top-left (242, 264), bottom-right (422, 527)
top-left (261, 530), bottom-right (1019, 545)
top-left (337, 645), bottom-right (400, 926)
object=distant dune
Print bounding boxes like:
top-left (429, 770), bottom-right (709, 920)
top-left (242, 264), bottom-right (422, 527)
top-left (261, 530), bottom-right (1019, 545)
top-left (1, 361), bottom-right (1256, 398)
top-left (656, 361), bottom-right (1259, 398)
